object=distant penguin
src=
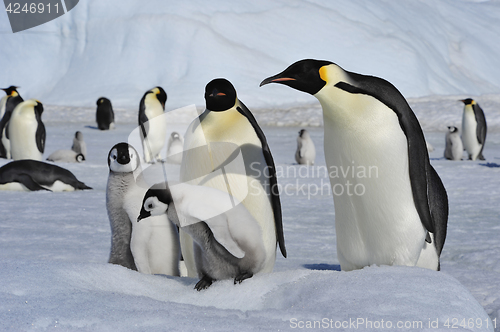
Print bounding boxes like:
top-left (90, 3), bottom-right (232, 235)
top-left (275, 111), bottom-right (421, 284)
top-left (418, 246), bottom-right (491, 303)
top-left (106, 142), bottom-right (179, 275)
top-left (0, 159), bottom-right (92, 191)
top-left (96, 97), bottom-right (115, 130)
top-left (166, 132), bottom-right (184, 164)
top-left (461, 98), bottom-right (487, 160)
top-left (295, 129), bottom-right (316, 165)
top-left (0, 86), bottom-right (17, 119)
top-left (8, 99), bottom-right (45, 161)
top-left (0, 86), bottom-right (23, 159)
top-left (138, 182), bottom-right (266, 291)
top-left (71, 131), bottom-right (87, 158)
top-left (261, 59), bottom-right (448, 271)
top-left (179, 78), bottom-right (286, 278)
top-left (47, 150), bottom-right (85, 163)
top-left (444, 126), bottom-right (463, 161)
top-left (138, 87), bottom-right (168, 163)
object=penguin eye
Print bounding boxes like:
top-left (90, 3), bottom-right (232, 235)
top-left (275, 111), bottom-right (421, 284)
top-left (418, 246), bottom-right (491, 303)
top-left (148, 203), bottom-right (153, 209)
top-left (112, 155), bottom-right (117, 160)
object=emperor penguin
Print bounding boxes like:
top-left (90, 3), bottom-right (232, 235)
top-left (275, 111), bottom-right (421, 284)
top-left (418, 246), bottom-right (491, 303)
top-left (138, 87), bottom-right (168, 163)
top-left (460, 98), bottom-right (486, 160)
top-left (179, 78), bottom-right (286, 278)
top-left (47, 150), bottom-right (85, 163)
top-left (444, 126), bottom-right (463, 161)
top-left (138, 182), bottom-right (266, 291)
top-left (8, 99), bottom-right (45, 161)
top-left (0, 86), bottom-right (17, 119)
top-left (0, 159), bottom-right (91, 191)
top-left (295, 129), bottom-right (316, 165)
top-left (71, 131), bottom-right (87, 158)
top-left (261, 59), bottom-right (448, 271)
top-left (166, 132), bottom-right (184, 164)
top-left (0, 86), bottom-right (23, 159)
top-left (106, 142), bottom-right (180, 275)
top-left (96, 97), bottom-right (115, 130)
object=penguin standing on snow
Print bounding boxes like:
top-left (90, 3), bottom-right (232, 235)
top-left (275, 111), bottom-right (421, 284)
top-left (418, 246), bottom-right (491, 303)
top-left (261, 59), bottom-right (448, 271)
top-left (138, 87), bottom-right (168, 163)
top-left (179, 78), bottom-right (286, 278)
top-left (295, 129), bottom-right (316, 165)
top-left (106, 142), bottom-right (180, 275)
top-left (138, 182), bottom-right (266, 291)
top-left (460, 98), bottom-right (486, 160)
top-left (96, 97), bottom-right (115, 130)
top-left (0, 86), bottom-right (23, 159)
top-left (444, 126), bottom-right (463, 161)
top-left (0, 159), bottom-right (91, 191)
top-left (8, 99), bottom-right (45, 161)
top-left (166, 132), bottom-right (184, 164)
top-left (71, 131), bottom-right (87, 158)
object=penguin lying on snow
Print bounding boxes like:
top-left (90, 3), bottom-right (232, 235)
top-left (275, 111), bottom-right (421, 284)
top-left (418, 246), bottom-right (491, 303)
top-left (460, 98), bottom-right (486, 160)
top-left (0, 159), bottom-right (92, 191)
top-left (261, 59), bottom-right (448, 271)
top-left (138, 182), bottom-right (266, 291)
top-left (444, 126), bottom-right (463, 161)
top-left (106, 142), bottom-right (180, 275)
top-left (47, 150), bottom-right (85, 163)
top-left (295, 129), bottom-right (315, 165)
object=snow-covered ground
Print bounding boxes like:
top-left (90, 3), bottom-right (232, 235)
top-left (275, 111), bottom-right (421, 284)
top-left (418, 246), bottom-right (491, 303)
top-left (0, 97), bottom-right (499, 330)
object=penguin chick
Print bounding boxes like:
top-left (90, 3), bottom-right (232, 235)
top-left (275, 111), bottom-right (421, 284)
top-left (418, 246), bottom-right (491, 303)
top-left (71, 131), bottom-right (87, 158)
top-left (166, 132), bottom-right (184, 164)
top-left (295, 129), bottom-right (316, 165)
top-left (138, 182), bottom-right (266, 291)
top-left (444, 126), bottom-right (463, 161)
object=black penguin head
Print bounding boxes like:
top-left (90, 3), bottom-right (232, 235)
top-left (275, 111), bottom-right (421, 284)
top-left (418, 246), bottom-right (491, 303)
top-left (298, 129), bottom-right (306, 137)
top-left (447, 126), bottom-right (458, 133)
top-left (97, 97), bottom-right (111, 107)
top-left (1, 86), bottom-right (19, 96)
top-left (460, 98), bottom-right (474, 105)
top-left (150, 87), bottom-right (167, 109)
top-left (204, 78), bottom-right (237, 112)
top-left (34, 100), bottom-right (44, 116)
top-left (138, 185), bottom-right (173, 221)
top-left (108, 142), bottom-right (139, 172)
top-left (75, 131), bottom-right (83, 140)
top-left (76, 153), bottom-right (85, 163)
top-left (171, 132), bottom-right (180, 140)
top-left (260, 59), bottom-right (333, 95)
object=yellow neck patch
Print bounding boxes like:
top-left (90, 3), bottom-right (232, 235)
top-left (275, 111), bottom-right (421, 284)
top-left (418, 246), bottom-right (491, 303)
top-left (319, 66), bottom-right (329, 84)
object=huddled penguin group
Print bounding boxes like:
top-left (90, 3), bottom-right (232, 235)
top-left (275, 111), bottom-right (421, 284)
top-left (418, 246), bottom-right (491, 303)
top-left (8, 56), bottom-right (491, 292)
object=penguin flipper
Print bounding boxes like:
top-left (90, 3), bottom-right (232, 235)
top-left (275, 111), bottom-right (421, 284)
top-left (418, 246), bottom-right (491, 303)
top-left (426, 165), bottom-right (448, 256)
top-left (138, 101), bottom-right (150, 139)
top-left (236, 102), bottom-right (286, 258)
top-left (15, 174), bottom-right (50, 191)
top-left (474, 104), bottom-right (487, 145)
top-left (35, 121), bottom-right (46, 154)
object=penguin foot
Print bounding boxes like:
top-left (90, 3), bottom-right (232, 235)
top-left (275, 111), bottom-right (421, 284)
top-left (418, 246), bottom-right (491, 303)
top-left (195, 275), bottom-right (213, 291)
top-left (234, 272), bottom-right (253, 284)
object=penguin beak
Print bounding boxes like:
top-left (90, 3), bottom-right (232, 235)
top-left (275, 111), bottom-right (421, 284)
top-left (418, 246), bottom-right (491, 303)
top-left (137, 208), bottom-right (151, 222)
top-left (260, 76), bottom-right (296, 87)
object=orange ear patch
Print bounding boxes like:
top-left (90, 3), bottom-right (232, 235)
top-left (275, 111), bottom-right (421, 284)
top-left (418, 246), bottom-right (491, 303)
top-left (319, 66), bottom-right (328, 83)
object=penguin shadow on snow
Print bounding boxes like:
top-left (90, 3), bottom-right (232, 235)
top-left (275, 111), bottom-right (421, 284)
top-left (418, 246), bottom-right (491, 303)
top-left (479, 162), bottom-right (500, 168)
top-left (303, 263), bottom-right (341, 271)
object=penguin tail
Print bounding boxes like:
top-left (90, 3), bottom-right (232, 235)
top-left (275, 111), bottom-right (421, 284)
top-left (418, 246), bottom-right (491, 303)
top-left (78, 182), bottom-right (93, 190)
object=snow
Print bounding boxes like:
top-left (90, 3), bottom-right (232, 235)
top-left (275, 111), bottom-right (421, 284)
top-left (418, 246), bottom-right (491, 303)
top-left (1, 0), bottom-right (500, 109)
top-left (1, 0), bottom-right (500, 330)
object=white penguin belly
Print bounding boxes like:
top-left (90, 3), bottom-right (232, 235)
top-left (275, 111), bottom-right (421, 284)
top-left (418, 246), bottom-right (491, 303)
top-left (319, 92), bottom-right (425, 270)
top-left (9, 113), bottom-right (41, 161)
top-left (462, 110), bottom-right (480, 159)
top-left (44, 180), bottom-right (75, 192)
top-left (181, 109), bottom-right (277, 274)
top-left (0, 182), bottom-right (29, 191)
top-left (142, 103), bottom-right (167, 162)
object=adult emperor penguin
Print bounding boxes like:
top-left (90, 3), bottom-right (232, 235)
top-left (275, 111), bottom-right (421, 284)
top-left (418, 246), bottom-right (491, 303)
top-left (0, 86), bottom-right (23, 159)
top-left (71, 131), bottom-right (87, 158)
top-left (106, 142), bottom-right (180, 275)
top-left (8, 99), bottom-right (46, 161)
top-left (138, 182), bottom-right (266, 290)
top-left (47, 150), bottom-right (85, 163)
top-left (138, 87), bottom-right (168, 163)
top-left (166, 132), bottom-right (184, 164)
top-left (179, 78), bottom-right (286, 278)
top-left (295, 129), bottom-right (316, 165)
top-left (261, 59), bottom-right (448, 271)
top-left (460, 98), bottom-right (486, 160)
top-left (96, 97), bottom-right (115, 130)
top-left (0, 159), bottom-right (91, 191)
top-left (444, 126), bottom-right (463, 161)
